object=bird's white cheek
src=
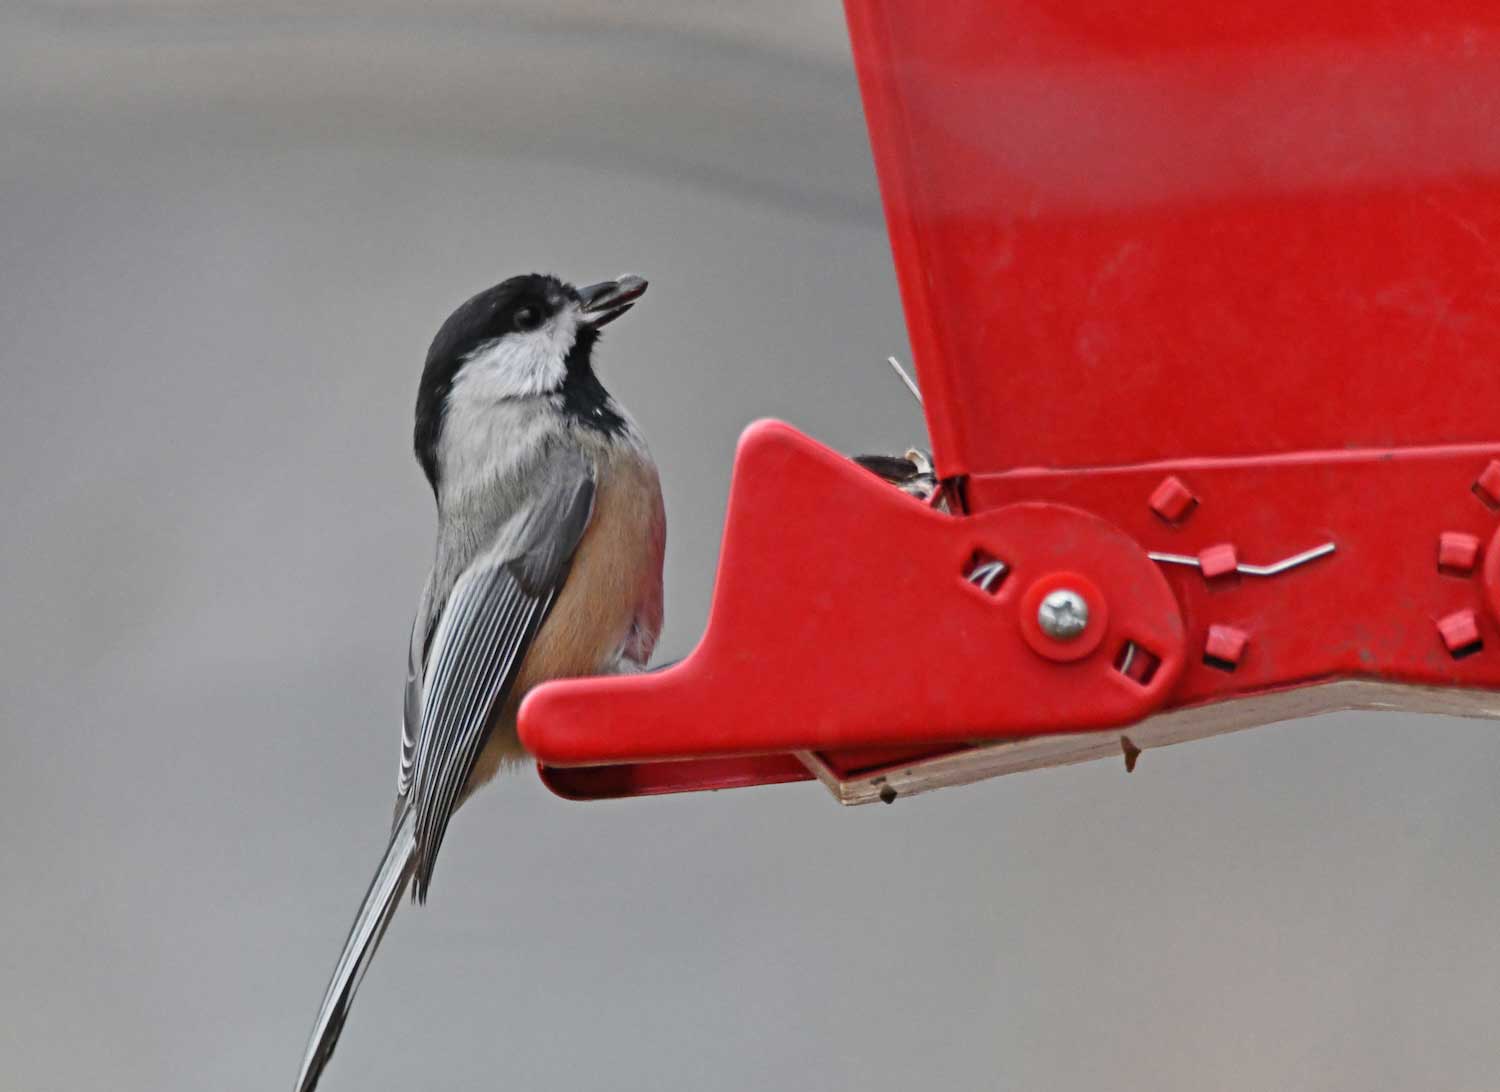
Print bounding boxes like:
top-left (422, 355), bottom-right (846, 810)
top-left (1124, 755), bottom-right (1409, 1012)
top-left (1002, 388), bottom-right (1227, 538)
top-left (452, 317), bottom-right (577, 402)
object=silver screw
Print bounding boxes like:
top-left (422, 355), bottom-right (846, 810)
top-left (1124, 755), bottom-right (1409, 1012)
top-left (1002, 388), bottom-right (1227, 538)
top-left (1037, 588), bottom-right (1089, 640)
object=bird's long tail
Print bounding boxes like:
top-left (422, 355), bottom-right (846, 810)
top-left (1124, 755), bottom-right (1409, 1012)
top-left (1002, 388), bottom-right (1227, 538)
top-left (295, 806), bottom-right (416, 1092)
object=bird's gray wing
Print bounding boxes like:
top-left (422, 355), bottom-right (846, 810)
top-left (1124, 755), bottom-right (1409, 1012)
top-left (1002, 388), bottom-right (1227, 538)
top-left (405, 451), bottom-right (595, 900)
top-left (397, 609), bottom-right (424, 808)
top-left (297, 454), bottom-right (593, 1092)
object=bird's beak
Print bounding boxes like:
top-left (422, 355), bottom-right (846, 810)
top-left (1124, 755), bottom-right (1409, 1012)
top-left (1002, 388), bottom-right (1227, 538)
top-left (577, 274), bottom-right (648, 329)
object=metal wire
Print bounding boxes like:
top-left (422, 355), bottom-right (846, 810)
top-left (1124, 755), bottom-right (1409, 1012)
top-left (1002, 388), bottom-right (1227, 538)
top-left (887, 356), bottom-right (923, 405)
top-left (1148, 541), bottom-right (1336, 576)
top-left (967, 559), bottom-right (1008, 592)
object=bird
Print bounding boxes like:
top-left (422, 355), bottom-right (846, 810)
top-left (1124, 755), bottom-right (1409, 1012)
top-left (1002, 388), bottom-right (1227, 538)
top-left (294, 272), bottom-right (665, 1092)
top-left (852, 448), bottom-right (945, 507)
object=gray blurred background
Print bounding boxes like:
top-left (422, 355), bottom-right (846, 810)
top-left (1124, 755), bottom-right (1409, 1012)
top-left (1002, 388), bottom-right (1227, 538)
top-left (5, 4), bottom-right (1500, 1090)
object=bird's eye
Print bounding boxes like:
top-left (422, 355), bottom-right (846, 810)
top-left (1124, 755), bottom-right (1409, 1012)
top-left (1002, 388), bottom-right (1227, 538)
top-left (513, 306), bottom-right (542, 332)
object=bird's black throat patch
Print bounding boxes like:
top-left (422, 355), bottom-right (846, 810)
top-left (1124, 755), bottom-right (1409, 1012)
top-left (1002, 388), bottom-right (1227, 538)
top-left (559, 324), bottom-right (626, 435)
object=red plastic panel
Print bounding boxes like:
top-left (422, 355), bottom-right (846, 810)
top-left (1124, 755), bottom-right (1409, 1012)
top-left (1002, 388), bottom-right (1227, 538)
top-left (844, 0), bottom-right (1500, 476)
top-left (809, 444), bottom-right (1500, 788)
top-left (969, 444), bottom-right (1500, 702)
top-left (520, 421), bottom-right (1184, 768)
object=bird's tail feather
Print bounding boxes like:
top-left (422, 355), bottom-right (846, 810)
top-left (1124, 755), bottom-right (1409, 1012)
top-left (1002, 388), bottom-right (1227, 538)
top-left (295, 806), bottom-right (416, 1092)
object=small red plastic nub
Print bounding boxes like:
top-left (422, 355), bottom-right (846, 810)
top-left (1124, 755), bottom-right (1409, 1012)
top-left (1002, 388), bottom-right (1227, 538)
top-left (1437, 609), bottom-right (1483, 657)
top-left (1475, 461), bottom-right (1500, 507)
top-left (1204, 624), bottom-right (1250, 669)
top-left (1198, 544), bottom-right (1239, 580)
top-left (1439, 532), bottom-right (1481, 575)
top-left (1149, 476), bottom-right (1198, 524)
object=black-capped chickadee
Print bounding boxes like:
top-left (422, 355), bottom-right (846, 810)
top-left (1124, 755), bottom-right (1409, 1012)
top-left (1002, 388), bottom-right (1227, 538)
top-left (295, 273), bottom-right (665, 1092)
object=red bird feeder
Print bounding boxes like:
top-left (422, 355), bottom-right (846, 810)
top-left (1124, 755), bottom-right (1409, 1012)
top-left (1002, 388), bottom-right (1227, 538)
top-left (520, 0), bottom-right (1500, 803)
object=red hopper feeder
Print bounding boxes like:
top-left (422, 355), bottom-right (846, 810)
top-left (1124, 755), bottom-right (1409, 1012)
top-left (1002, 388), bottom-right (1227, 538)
top-left (520, 0), bottom-right (1500, 803)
